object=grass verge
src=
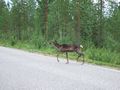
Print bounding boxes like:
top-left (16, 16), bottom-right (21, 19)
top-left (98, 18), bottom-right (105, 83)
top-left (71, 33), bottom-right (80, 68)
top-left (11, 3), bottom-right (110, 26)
top-left (0, 40), bottom-right (120, 69)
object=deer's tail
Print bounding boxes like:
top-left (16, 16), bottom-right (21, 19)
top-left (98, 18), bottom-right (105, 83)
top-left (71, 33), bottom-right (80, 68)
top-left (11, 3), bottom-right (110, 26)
top-left (80, 45), bottom-right (83, 48)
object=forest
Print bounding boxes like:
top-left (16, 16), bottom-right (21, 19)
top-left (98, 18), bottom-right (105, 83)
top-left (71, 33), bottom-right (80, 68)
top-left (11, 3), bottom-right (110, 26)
top-left (0, 0), bottom-right (120, 66)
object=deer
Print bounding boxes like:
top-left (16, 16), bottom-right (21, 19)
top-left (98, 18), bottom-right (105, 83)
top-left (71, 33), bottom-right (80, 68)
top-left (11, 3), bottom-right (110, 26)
top-left (50, 41), bottom-right (84, 64)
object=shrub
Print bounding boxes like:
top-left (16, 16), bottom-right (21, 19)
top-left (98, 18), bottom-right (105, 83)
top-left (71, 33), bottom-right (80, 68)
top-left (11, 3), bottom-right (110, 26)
top-left (86, 47), bottom-right (120, 65)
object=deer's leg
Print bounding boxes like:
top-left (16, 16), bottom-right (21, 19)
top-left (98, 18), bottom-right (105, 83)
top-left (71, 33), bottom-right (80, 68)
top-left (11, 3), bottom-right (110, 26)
top-left (76, 51), bottom-right (80, 62)
top-left (82, 53), bottom-right (85, 64)
top-left (77, 52), bottom-right (85, 64)
top-left (65, 52), bottom-right (69, 64)
top-left (57, 52), bottom-right (60, 62)
top-left (77, 55), bottom-right (80, 62)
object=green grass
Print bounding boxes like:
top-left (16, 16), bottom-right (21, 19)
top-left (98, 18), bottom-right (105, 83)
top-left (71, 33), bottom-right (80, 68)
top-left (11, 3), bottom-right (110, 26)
top-left (85, 47), bottom-right (120, 69)
top-left (85, 48), bottom-right (120, 65)
top-left (0, 39), bottom-right (120, 69)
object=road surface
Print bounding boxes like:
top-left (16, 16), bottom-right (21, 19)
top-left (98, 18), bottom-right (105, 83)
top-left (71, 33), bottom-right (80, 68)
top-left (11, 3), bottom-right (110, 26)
top-left (0, 46), bottom-right (120, 90)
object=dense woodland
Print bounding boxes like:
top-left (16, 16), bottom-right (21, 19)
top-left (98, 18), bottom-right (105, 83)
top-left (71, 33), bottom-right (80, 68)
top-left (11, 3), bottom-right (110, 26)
top-left (0, 0), bottom-right (120, 65)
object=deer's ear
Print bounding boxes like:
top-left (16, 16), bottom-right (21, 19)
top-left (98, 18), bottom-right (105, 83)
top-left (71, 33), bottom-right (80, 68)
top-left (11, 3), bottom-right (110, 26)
top-left (48, 40), bottom-right (53, 44)
top-left (49, 42), bottom-right (52, 44)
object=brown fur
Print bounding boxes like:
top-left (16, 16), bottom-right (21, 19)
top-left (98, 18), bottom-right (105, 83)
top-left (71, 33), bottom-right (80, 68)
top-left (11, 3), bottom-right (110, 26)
top-left (51, 41), bottom-right (84, 64)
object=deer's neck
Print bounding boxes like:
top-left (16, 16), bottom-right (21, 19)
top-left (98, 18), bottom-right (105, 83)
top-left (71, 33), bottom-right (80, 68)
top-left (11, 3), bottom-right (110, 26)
top-left (53, 42), bottom-right (61, 48)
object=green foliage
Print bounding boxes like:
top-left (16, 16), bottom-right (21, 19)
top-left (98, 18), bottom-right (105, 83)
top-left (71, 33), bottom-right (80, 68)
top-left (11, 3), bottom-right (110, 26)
top-left (86, 48), bottom-right (120, 65)
top-left (31, 34), bottom-right (46, 49)
top-left (10, 35), bottom-right (17, 46)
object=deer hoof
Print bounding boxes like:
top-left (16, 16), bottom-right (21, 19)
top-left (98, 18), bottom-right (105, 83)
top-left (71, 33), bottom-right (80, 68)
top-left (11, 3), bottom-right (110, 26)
top-left (80, 61), bottom-right (84, 65)
top-left (65, 62), bottom-right (69, 64)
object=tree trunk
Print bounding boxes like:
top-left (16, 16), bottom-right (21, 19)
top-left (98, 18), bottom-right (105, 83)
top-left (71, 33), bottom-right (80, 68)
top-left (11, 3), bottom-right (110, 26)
top-left (44, 0), bottom-right (48, 40)
top-left (74, 0), bottom-right (81, 45)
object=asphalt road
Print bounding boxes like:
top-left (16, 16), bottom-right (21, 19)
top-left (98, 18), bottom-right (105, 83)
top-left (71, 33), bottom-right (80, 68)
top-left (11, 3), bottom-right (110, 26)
top-left (0, 46), bottom-right (120, 90)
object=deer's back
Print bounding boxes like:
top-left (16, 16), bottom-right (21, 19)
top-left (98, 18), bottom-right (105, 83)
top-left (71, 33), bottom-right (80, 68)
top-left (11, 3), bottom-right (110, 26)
top-left (59, 44), bottom-right (80, 52)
